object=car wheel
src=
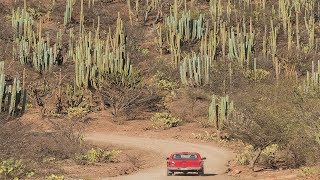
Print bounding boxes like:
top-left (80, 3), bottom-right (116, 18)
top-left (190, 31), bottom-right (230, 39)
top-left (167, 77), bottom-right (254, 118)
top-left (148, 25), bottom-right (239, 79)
top-left (167, 170), bottom-right (173, 176)
top-left (198, 169), bottom-right (204, 176)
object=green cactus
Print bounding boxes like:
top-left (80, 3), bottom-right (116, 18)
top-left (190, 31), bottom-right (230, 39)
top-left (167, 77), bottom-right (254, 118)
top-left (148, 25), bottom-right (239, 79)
top-left (208, 95), bottom-right (216, 126)
top-left (162, 6), bottom-right (205, 66)
top-left (0, 62), bottom-right (27, 116)
top-left (304, 14), bottom-right (315, 51)
top-left (64, 0), bottom-right (73, 26)
top-left (8, 79), bottom-right (17, 116)
top-left (228, 22), bottom-right (254, 68)
top-left (179, 53), bottom-right (210, 86)
top-left (15, 20), bottom-right (57, 74)
top-left (208, 94), bottom-right (234, 131)
top-left (0, 61), bottom-right (5, 111)
top-left (11, 0), bottom-right (33, 40)
top-left (228, 27), bottom-right (238, 60)
top-left (302, 60), bottom-right (320, 94)
top-left (72, 14), bottom-right (133, 89)
top-left (269, 20), bottom-right (278, 64)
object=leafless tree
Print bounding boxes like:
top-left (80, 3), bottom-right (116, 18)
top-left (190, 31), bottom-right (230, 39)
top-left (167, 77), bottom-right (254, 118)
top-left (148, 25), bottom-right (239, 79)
top-left (99, 79), bottom-right (161, 119)
top-left (225, 110), bottom-right (287, 171)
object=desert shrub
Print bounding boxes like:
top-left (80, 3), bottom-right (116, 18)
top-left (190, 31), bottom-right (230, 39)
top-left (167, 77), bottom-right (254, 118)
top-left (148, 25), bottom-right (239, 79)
top-left (151, 62), bottom-right (180, 84)
top-left (62, 85), bottom-right (92, 118)
top-left (99, 72), bottom-right (161, 119)
top-left (226, 109), bottom-right (288, 170)
top-left (229, 83), bottom-right (320, 169)
top-left (0, 159), bottom-right (34, 179)
top-left (243, 68), bottom-right (270, 82)
top-left (284, 125), bottom-right (320, 167)
top-left (235, 144), bottom-right (282, 168)
top-left (66, 107), bottom-right (89, 118)
top-left (235, 144), bottom-right (281, 168)
top-left (27, 7), bottom-right (44, 19)
top-left (230, 117), bottom-right (314, 169)
top-left (192, 131), bottom-right (216, 141)
top-left (151, 112), bottom-right (181, 129)
top-left (65, 86), bottom-right (91, 109)
top-left (235, 145), bottom-right (254, 166)
top-left (42, 157), bottom-right (56, 163)
top-left (45, 174), bottom-right (64, 180)
top-left (298, 166), bottom-right (320, 177)
top-left (75, 148), bottom-right (121, 164)
top-left (154, 70), bottom-right (179, 91)
top-left (258, 144), bottom-right (279, 168)
top-left (157, 79), bottom-right (178, 91)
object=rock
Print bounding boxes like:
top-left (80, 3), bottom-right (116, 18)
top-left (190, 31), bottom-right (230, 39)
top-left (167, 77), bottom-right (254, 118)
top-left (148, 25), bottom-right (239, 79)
top-left (234, 169), bottom-right (242, 174)
top-left (225, 167), bottom-right (231, 173)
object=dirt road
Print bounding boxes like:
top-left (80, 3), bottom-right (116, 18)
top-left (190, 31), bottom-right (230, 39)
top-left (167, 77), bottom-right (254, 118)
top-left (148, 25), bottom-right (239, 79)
top-left (86, 132), bottom-right (235, 180)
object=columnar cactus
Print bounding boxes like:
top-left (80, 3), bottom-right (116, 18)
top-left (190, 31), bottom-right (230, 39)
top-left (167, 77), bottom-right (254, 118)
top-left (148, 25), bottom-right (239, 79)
top-left (303, 60), bottom-right (320, 94)
top-left (305, 14), bottom-right (315, 51)
top-left (11, 0), bottom-right (33, 40)
top-left (209, 95), bottom-right (234, 131)
top-left (200, 21), bottom-right (218, 63)
top-left (72, 14), bottom-right (133, 89)
top-left (161, 1), bottom-right (205, 66)
top-left (64, 0), bottom-right (73, 26)
top-left (15, 20), bottom-right (57, 74)
top-left (0, 61), bottom-right (5, 111)
top-left (209, 0), bottom-right (223, 22)
top-left (0, 62), bottom-right (26, 116)
top-left (228, 20), bottom-right (254, 68)
top-left (179, 53), bottom-right (210, 86)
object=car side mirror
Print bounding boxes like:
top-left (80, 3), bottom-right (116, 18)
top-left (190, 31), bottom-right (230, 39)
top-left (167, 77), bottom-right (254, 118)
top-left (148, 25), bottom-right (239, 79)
top-left (166, 157), bottom-right (169, 160)
top-left (201, 157), bottom-right (206, 160)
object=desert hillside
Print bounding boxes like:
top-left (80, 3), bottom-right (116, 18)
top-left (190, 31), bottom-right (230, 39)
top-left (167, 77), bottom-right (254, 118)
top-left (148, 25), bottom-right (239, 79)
top-left (0, 0), bottom-right (320, 179)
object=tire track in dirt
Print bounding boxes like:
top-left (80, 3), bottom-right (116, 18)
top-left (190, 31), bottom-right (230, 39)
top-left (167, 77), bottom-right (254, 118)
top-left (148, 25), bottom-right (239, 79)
top-left (86, 132), bottom-right (235, 180)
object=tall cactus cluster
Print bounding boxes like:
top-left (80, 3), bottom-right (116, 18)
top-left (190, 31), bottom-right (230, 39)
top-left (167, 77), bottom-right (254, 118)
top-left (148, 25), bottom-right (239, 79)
top-left (11, 0), bottom-right (34, 40)
top-left (71, 14), bottom-right (133, 89)
top-left (158, 0), bottom-right (204, 66)
top-left (127, 0), bottom-right (163, 25)
top-left (175, 0), bottom-right (320, 86)
top-left (0, 62), bottom-right (27, 116)
top-left (200, 21), bottom-right (219, 62)
top-left (179, 16), bottom-right (255, 86)
top-left (302, 61), bottom-right (320, 94)
top-left (227, 21), bottom-right (254, 68)
top-left (278, 0), bottom-right (315, 52)
top-left (208, 94), bottom-right (234, 131)
top-left (0, 62), bottom-right (4, 113)
top-left (207, 1), bottom-right (257, 64)
top-left (179, 53), bottom-right (211, 86)
top-left (11, 0), bottom-right (60, 74)
top-left (64, 0), bottom-right (74, 26)
top-left (14, 20), bottom-right (58, 74)
top-left (144, 0), bottom-right (162, 21)
top-left (164, 10), bottom-right (204, 43)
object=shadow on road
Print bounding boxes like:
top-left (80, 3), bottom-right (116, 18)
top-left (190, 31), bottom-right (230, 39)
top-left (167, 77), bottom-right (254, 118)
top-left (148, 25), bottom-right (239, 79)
top-left (173, 173), bottom-right (217, 177)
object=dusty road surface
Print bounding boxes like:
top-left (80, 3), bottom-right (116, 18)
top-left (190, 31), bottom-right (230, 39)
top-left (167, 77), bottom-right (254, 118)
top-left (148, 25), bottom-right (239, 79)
top-left (86, 133), bottom-right (235, 180)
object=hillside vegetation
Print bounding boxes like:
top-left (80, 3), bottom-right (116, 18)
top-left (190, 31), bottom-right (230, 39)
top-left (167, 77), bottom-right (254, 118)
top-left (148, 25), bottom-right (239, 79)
top-left (0, 0), bottom-right (320, 178)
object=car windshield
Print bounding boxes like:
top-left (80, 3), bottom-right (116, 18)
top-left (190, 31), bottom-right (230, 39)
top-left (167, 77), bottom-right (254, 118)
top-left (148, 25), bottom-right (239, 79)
top-left (172, 154), bottom-right (198, 160)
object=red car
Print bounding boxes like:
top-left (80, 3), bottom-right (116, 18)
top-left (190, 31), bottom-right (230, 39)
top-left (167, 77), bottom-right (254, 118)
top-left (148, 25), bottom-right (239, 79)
top-left (166, 152), bottom-right (206, 176)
